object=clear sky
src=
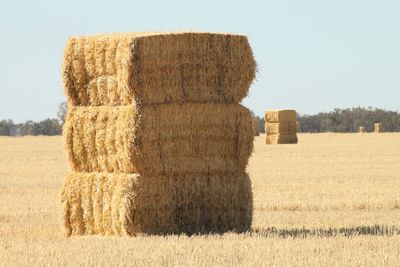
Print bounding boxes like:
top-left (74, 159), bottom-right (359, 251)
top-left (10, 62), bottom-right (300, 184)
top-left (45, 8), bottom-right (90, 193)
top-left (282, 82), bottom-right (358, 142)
top-left (0, 0), bottom-right (399, 122)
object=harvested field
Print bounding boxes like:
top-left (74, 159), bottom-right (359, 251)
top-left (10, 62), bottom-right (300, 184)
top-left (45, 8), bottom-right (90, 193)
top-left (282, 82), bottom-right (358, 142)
top-left (1, 133), bottom-right (400, 265)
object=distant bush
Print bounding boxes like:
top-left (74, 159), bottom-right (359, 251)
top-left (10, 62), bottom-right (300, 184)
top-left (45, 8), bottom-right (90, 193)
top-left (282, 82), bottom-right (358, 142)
top-left (297, 107), bottom-right (400, 132)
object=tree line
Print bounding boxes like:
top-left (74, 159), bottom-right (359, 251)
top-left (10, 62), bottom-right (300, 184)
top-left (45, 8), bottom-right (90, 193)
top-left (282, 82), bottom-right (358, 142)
top-left (1, 105), bottom-right (399, 136)
top-left (253, 107), bottom-right (400, 133)
top-left (0, 103), bottom-right (66, 136)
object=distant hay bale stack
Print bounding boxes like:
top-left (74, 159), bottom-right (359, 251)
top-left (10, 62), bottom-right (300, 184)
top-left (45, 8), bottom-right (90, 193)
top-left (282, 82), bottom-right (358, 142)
top-left (61, 32), bottom-right (256, 236)
top-left (359, 126), bottom-right (366, 133)
top-left (296, 121), bottom-right (300, 132)
top-left (252, 118), bottom-right (260, 136)
top-left (374, 123), bottom-right (383, 133)
top-left (264, 110), bottom-right (298, 144)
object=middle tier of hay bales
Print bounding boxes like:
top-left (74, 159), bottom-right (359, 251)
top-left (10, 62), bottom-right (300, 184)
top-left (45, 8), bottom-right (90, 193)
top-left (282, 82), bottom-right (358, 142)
top-left (61, 171), bottom-right (253, 236)
top-left (63, 103), bottom-right (253, 175)
top-left (265, 122), bottom-right (297, 135)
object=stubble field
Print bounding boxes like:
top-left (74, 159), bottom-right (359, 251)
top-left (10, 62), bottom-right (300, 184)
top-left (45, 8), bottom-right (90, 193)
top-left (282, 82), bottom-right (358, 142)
top-left (1, 133), bottom-right (400, 266)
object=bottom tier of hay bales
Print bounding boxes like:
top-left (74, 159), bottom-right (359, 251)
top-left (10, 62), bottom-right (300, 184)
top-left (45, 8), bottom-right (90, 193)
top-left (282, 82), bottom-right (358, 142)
top-left (61, 171), bottom-right (253, 236)
top-left (266, 134), bottom-right (298, 144)
top-left (64, 103), bottom-right (253, 175)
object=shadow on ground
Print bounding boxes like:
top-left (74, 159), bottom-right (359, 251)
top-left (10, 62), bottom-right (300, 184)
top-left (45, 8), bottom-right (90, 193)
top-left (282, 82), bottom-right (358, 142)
top-left (251, 225), bottom-right (400, 238)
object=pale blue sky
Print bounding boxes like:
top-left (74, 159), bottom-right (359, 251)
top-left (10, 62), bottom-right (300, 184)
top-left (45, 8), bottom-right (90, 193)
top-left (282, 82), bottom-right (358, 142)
top-left (0, 0), bottom-right (399, 122)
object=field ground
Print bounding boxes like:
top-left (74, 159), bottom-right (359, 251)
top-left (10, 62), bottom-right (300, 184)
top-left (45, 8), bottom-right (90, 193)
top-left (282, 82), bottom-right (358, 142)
top-left (1, 133), bottom-right (400, 266)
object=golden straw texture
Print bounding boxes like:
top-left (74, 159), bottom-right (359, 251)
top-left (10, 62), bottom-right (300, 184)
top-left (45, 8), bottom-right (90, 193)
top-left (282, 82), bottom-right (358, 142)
top-left (61, 171), bottom-right (253, 236)
top-left (63, 103), bottom-right (254, 175)
top-left (265, 122), bottom-right (296, 135)
top-left (265, 110), bottom-right (297, 122)
top-left (63, 32), bottom-right (256, 106)
top-left (264, 110), bottom-right (298, 144)
top-left (265, 134), bottom-right (298, 144)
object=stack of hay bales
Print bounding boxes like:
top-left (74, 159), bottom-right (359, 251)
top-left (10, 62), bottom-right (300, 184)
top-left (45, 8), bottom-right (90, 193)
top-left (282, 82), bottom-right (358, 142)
top-left (252, 118), bottom-right (260, 136)
top-left (60, 32), bottom-right (256, 236)
top-left (374, 123), bottom-right (383, 133)
top-left (296, 121), bottom-right (301, 133)
top-left (359, 126), bottom-right (366, 133)
top-left (264, 109), bottom-right (298, 144)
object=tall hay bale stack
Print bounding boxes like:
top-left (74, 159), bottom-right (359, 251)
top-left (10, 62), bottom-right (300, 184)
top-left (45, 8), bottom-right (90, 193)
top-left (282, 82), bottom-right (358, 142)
top-left (61, 32), bottom-right (256, 236)
top-left (252, 118), bottom-right (260, 136)
top-left (296, 121), bottom-right (300, 132)
top-left (374, 123), bottom-right (383, 133)
top-left (359, 126), bottom-right (366, 133)
top-left (264, 110), bottom-right (298, 144)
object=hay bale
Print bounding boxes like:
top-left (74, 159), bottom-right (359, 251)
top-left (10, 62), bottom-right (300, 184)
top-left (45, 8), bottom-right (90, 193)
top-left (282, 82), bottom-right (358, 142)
top-left (63, 32), bottom-right (256, 106)
top-left (63, 103), bottom-right (253, 175)
top-left (296, 121), bottom-right (300, 132)
top-left (252, 118), bottom-right (260, 136)
top-left (359, 126), bottom-right (366, 133)
top-left (265, 134), bottom-right (298, 144)
top-left (61, 171), bottom-right (253, 236)
top-left (264, 109), bottom-right (297, 144)
top-left (374, 123), bottom-right (383, 133)
top-left (265, 122), bottom-right (296, 135)
top-left (264, 109), bottom-right (296, 123)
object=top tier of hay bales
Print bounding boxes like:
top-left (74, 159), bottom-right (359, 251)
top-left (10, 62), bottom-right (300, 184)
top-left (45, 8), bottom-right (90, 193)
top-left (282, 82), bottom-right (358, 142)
top-left (62, 32), bottom-right (256, 106)
top-left (265, 109), bottom-right (297, 123)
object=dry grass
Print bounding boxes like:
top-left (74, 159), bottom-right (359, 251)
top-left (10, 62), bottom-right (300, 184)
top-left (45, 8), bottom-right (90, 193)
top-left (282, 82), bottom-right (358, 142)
top-left (1, 133), bottom-right (400, 266)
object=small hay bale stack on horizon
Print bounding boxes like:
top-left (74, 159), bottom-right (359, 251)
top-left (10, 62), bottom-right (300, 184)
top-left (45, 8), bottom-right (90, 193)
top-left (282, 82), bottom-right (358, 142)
top-left (252, 118), bottom-right (260, 136)
top-left (374, 123), bottom-right (383, 133)
top-left (264, 109), bottom-right (298, 144)
top-left (60, 32), bottom-right (256, 236)
top-left (359, 126), bottom-right (366, 133)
